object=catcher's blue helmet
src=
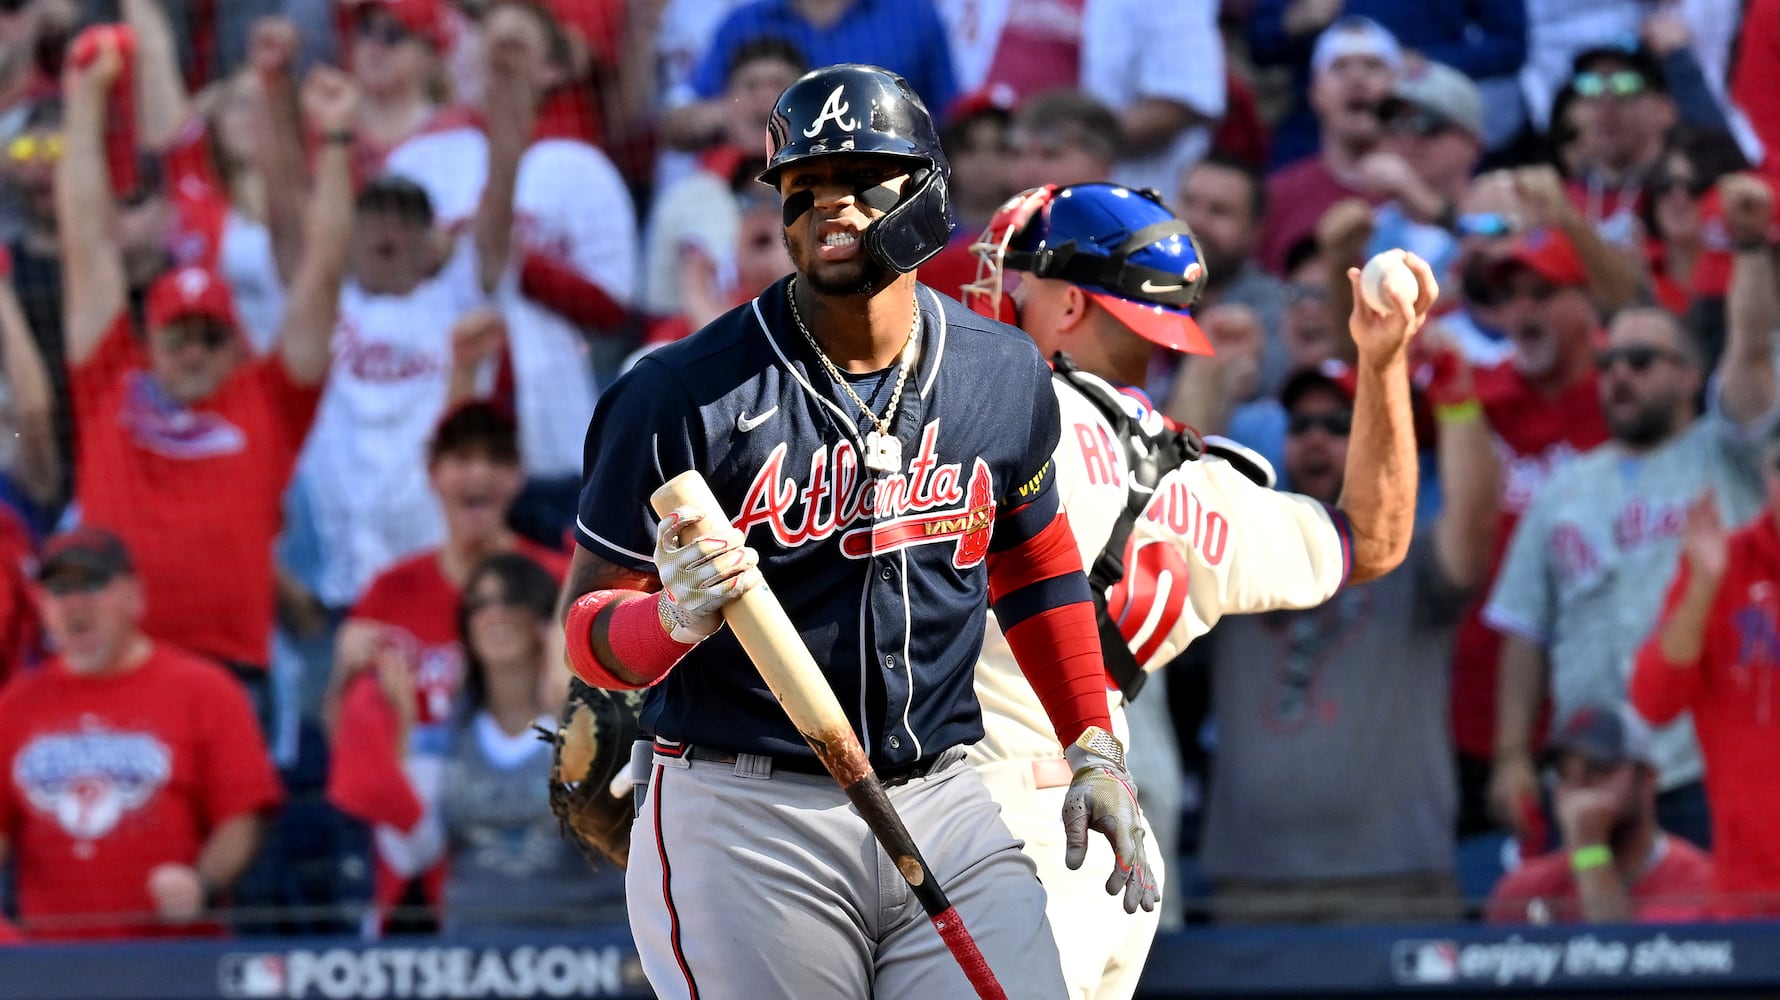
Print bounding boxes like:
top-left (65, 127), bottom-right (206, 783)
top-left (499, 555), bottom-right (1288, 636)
top-left (966, 183), bottom-right (1212, 354)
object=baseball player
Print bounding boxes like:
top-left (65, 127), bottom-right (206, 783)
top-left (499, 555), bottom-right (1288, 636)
top-left (962, 183), bottom-right (1432, 998)
top-left (560, 65), bottom-right (1150, 999)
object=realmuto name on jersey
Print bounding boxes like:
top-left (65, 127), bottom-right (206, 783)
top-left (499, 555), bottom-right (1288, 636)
top-left (735, 420), bottom-right (997, 567)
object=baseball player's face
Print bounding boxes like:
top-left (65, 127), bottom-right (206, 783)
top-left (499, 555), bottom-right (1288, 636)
top-left (39, 574), bottom-right (144, 675)
top-left (149, 317), bottom-right (241, 406)
top-left (778, 154), bottom-right (909, 295)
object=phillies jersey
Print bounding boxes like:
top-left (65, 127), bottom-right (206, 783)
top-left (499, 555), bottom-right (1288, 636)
top-left (576, 277), bottom-right (1061, 772)
top-left (971, 369), bottom-right (1354, 762)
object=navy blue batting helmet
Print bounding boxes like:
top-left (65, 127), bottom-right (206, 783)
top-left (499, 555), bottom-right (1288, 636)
top-left (758, 64), bottom-right (953, 273)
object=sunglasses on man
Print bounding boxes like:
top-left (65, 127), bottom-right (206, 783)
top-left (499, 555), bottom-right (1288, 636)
top-left (1386, 108), bottom-right (1460, 140)
top-left (355, 16), bottom-right (414, 46)
top-left (1457, 212), bottom-right (1517, 239)
top-left (6, 134), bottom-right (60, 164)
top-left (1287, 411), bottom-right (1353, 437)
top-left (1594, 345), bottom-right (1687, 373)
top-left (1573, 70), bottom-right (1649, 99)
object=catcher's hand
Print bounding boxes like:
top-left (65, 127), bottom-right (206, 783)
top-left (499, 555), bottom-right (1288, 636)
top-left (542, 679), bottom-right (647, 869)
top-left (1062, 726), bottom-right (1159, 914)
top-left (654, 506), bottom-right (763, 643)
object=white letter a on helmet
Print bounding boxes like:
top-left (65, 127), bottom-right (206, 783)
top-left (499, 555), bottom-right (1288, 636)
top-left (802, 85), bottom-right (859, 137)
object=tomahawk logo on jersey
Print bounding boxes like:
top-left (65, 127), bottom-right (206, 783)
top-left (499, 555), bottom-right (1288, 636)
top-left (575, 277), bottom-right (1062, 771)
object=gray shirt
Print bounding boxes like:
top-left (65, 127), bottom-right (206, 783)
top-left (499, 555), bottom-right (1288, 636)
top-left (438, 712), bottom-right (628, 933)
top-left (1200, 531), bottom-right (1471, 881)
top-left (1484, 401), bottom-right (1773, 789)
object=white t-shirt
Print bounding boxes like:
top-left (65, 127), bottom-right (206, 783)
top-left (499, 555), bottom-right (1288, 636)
top-left (1082, 0), bottom-right (1224, 197)
top-left (971, 371), bottom-right (1349, 763)
top-left (387, 130), bottom-right (639, 479)
top-left (297, 239), bottom-right (488, 607)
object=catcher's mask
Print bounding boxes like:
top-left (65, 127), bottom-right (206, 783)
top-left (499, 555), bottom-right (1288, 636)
top-left (757, 63), bottom-right (954, 273)
top-left (964, 182), bottom-right (1215, 355)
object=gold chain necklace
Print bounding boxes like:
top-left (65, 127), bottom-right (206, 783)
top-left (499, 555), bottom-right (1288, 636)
top-left (788, 277), bottom-right (919, 473)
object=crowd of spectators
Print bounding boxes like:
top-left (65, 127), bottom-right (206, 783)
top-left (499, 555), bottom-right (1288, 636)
top-left (0, 0), bottom-right (1776, 947)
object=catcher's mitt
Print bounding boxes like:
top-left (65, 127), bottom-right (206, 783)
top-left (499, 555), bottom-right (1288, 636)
top-left (541, 679), bottom-right (647, 869)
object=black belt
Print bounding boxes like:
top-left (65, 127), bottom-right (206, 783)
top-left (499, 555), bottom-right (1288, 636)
top-left (681, 744), bottom-right (958, 787)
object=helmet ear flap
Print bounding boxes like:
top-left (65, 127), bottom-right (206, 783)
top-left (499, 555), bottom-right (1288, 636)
top-left (863, 165), bottom-right (954, 273)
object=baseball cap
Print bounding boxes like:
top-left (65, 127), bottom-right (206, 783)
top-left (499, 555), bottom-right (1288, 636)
top-left (37, 526), bottom-right (134, 589)
top-left (945, 84), bottom-right (1016, 128)
top-left (1571, 37), bottom-right (1668, 93)
top-left (356, 174), bottom-right (435, 227)
top-left (1383, 60), bottom-right (1484, 141)
top-left (145, 266), bottom-right (240, 333)
top-left (1310, 16), bottom-right (1403, 78)
top-left (1279, 359), bottom-right (1358, 410)
top-left (1545, 703), bottom-right (1658, 769)
top-left (355, 0), bottom-right (448, 51)
top-left (1490, 227), bottom-right (1588, 288)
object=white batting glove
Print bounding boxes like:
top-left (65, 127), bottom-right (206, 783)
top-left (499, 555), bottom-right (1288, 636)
top-left (654, 506), bottom-right (763, 644)
top-left (1062, 727), bottom-right (1159, 914)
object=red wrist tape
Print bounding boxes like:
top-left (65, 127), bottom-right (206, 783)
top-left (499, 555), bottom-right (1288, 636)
top-left (564, 590), bottom-right (697, 690)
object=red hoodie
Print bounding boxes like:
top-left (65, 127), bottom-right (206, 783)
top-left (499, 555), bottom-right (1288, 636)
top-left (1631, 509), bottom-right (1780, 917)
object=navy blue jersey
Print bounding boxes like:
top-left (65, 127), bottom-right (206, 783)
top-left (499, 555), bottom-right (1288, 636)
top-left (575, 276), bottom-right (1063, 772)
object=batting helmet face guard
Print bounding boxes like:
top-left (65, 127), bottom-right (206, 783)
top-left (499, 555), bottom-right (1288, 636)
top-left (965, 183), bottom-right (1214, 355)
top-left (758, 63), bottom-right (954, 273)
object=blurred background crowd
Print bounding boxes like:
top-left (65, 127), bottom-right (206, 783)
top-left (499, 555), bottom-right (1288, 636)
top-left (0, 0), bottom-right (1778, 949)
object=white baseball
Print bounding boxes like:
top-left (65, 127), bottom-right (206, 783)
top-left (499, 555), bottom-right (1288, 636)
top-left (1360, 249), bottom-right (1418, 314)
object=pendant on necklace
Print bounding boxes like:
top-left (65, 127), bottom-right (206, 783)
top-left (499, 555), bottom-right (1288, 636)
top-left (864, 430), bottom-right (903, 474)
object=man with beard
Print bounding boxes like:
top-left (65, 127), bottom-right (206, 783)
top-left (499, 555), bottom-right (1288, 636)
top-left (1487, 175), bottom-right (1778, 855)
top-left (1446, 226), bottom-right (1611, 847)
top-left (1485, 704), bottom-right (1714, 925)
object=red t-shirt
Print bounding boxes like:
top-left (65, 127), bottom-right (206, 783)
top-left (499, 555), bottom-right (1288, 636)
top-left (0, 644), bottom-right (284, 940)
top-left (1450, 362), bottom-right (1609, 759)
top-left (71, 315), bottom-right (322, 667)
top-left (1485, 836), bottom-right (1716, 925)
top-left (1259, 155), bottom-right (1377, 276)
top-left (1631, 512), bottom-right (1780, 917)
top-left (347, 540), bottom-right (569, 726)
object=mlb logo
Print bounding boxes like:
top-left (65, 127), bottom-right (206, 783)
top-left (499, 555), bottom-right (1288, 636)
top-left (218, 953), bottom-right (286, 998)
top-left (1392, 939), bottom-right (1459, 984)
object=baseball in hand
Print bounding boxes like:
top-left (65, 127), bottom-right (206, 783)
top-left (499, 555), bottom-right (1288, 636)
top-left (1360, 249), bottom-right (1418, 314)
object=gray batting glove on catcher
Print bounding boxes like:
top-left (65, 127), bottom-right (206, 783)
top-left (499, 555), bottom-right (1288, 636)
top-left (1062, 726), bottom-right (1159, 914)
top-left (654, 506), bottom-right (763, 643)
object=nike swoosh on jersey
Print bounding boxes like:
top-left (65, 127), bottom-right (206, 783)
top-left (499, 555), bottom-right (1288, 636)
top-left (1139, 279), bottom-right (1183, 293)
top-left (736, 406), bottom-right (779, 432)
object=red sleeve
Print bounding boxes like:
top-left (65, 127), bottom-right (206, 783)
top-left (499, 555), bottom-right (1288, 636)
top-left (1733, 1), bottom-right (1780, 180)
top-left (252, 355), bottom-right (325, 469)
top-left (325, 673), bottom-right (424, 831)
top-left (195, 660), bottom-right (285, 825)
top-left (519, 251), bottom-right (628, 331)
top-left (1629, 558), bottom-right (1706, 727)
top-left (987, 512), bottom-right (1111, 745)
top-left (70, 313), bottom-right (145, 418)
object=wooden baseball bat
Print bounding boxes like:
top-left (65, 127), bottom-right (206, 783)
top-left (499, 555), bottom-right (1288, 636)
top-left (650, 470), bottom-right (1008, 1000)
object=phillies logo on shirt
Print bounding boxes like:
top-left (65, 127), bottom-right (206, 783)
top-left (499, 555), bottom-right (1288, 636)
top-left (1734, 581), bottom-right (1780, 671)
top-left (735, 421), bottom-right (996, 567)
top-left (13, 727), bottom-right (172, 840)
top-left (119, 372), bottom-right (247, 459)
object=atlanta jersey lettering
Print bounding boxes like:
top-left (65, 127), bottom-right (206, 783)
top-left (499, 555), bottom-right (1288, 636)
top-left (575, 276), bottom-right (1062, 772)
top-left (972, 369), bottom-right (1356, 762)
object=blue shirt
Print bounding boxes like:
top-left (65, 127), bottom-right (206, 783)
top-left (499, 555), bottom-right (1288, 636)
top-left (691, 0), bottom-right (957, 118)
top-left (575, 277), bottom-right (1061, 772)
